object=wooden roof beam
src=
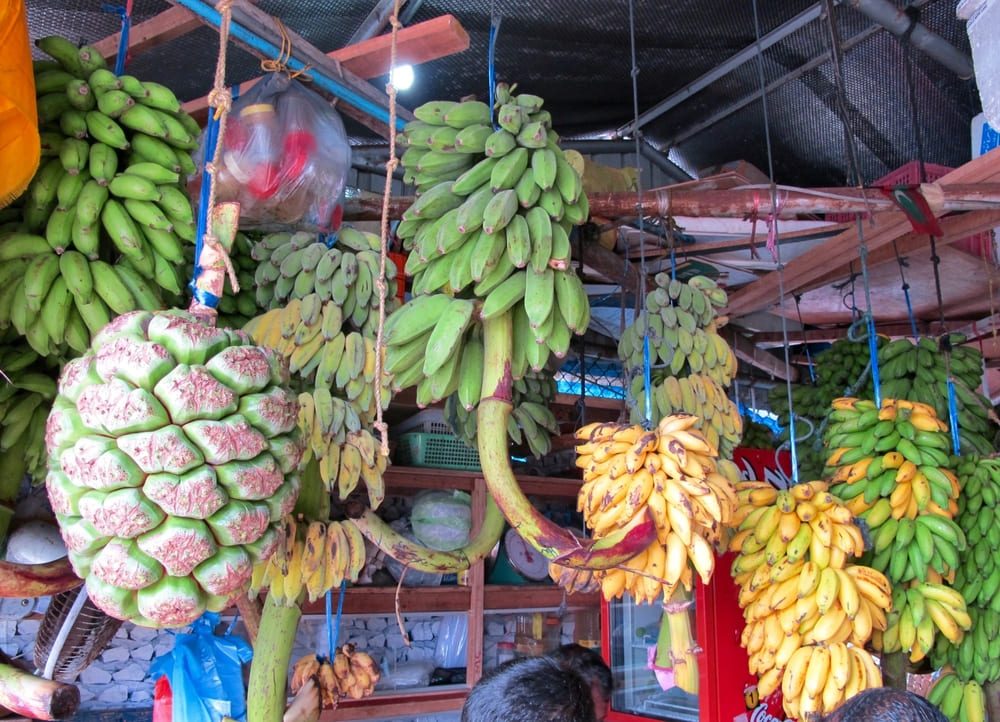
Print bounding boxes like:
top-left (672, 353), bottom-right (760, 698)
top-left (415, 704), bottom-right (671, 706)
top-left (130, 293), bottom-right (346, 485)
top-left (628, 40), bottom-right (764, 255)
top-left (181, 14), bottom-right (470, 124)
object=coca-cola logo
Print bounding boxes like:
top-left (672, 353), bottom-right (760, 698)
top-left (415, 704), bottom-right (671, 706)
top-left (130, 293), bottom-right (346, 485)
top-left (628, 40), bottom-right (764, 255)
top-left (750, 702), bottom-right (792, 722)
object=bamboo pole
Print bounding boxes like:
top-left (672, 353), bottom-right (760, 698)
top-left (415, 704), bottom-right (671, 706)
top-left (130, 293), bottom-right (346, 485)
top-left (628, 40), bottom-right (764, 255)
top-left (341, 184), bottom-right (1000, 221)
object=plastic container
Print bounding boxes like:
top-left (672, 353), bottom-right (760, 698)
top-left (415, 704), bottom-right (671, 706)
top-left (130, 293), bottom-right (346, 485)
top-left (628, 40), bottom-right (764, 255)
top-left (496, 641), bottom-right (515, 668)
top-left (394, 433), bottom-right (481, 471)
top-left (573, 607), bottom-right (601, 654)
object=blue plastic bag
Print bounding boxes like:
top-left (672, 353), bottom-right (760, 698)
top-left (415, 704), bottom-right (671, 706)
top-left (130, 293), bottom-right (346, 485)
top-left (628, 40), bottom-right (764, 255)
top-left (149, 612), bottom-right (253, 722)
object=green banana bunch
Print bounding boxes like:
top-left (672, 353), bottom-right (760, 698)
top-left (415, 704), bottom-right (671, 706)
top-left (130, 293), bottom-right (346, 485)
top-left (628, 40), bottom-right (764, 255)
top-left (877, 335), bottom-right (996, 457)
top-left (1, 38), bottom-right (204, 355)
top-left (952, 457), bottom-right (1000, 612)
top-left (927, 671), bottom-right (989, 722)
top-left (388, 83), bottom-right (591, 411)
top-left (250, 227), bottom-right (400, 338)
top-left (443, 369), bottom-right (560, 459)
top-left (0, 336), bottom-right (59, 483)
top-left (618, 272), bottom-right (741, 457)
top-left (930, 604), bottom-right (1000, 692)
top-left (739, 416), bottom-right (779, 450)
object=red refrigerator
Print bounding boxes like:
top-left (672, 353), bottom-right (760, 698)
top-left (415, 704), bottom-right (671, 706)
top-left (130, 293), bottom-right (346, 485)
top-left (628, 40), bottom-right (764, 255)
top-left (600, 448), bottom-right (794, 722)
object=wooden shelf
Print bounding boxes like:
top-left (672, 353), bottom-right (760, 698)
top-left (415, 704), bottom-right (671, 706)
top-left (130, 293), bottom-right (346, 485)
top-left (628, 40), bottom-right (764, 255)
top-left (301, 583), bottom-right (598, 616)
top-left (322, 687), bottom-right (467, 721)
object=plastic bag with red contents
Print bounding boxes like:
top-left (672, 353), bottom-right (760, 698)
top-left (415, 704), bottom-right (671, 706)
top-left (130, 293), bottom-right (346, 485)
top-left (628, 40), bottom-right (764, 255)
top-left (190, 72), bottom-right (351, 232)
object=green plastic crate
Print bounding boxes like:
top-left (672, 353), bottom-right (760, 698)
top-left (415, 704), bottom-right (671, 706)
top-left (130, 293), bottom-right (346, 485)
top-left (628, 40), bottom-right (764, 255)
top-left (395, 432), bottom-right (481, 471)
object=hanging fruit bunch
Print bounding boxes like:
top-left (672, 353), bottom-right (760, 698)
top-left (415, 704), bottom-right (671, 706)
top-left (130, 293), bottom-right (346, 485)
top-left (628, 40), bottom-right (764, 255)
top-left (1, 36), bottom-right (203, 357)
top-left (380, 83), bottom-right (653, 568)
top-left (444, 369), bottom-right (560, 459)
top-left (877, 335), bottom-right (996, 456)
top-left (249, 227), bottom-right (399, 338)
top-left (619, 273), bottom-right (742, 457)
top-left (739, 416), bottom-right (779, 450)
top-left (242, 227), bottom-right (397, 500)
top-left (45, 309), bottom-right (304, 628)
top-left (0, 337), bottom-right (59, 487)
top-left (922, 456), bottom-right (1000, 722)
top-left (572, 414), bottom-right (739, 602)
top-left (729, 480), bottom-right (886, 718)
top-left (290, 644), bottom-right (381, 711)
top-left (385, 82), bottom-right (590, 418)
top-left (821, 397), bottom-right (972, 664)
top-left (768, 335), bottom-right (881, 479)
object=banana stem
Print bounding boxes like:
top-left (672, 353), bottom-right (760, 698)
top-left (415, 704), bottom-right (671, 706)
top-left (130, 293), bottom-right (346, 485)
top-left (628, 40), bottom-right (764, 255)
top-left (879, 648), bottom-right (907, 689)
top-left (478, 314), bottom-right (657, 569)
top-left (351, 495), bottom-right (505, 573)
top-left (247, 593), bottom-right (302, 722)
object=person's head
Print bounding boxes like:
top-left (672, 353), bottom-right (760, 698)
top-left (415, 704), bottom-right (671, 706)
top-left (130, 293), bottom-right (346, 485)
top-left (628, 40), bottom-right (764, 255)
top-left (461, 655), bottom-right (596, 722)
top-left (549, 643), bottom-right (613, 722)
top-left (821, 687), bottom-right (948, 722)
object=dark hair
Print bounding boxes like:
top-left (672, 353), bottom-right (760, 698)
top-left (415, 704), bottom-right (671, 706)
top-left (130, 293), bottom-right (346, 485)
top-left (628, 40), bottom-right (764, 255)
top-left (461, 655), bottom-right (596, 722)
top-left (550, 643), bottom-right (614, 699)
top-left (821, 688), bottom-right (948, 722)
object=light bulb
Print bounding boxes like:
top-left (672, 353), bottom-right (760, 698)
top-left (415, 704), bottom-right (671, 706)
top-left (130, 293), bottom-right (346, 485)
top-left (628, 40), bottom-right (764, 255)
top-left (390, 64), bottom-right (414, 91)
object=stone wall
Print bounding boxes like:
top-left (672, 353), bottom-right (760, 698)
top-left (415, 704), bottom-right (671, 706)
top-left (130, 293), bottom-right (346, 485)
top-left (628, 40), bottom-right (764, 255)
top-left (2, 603), bottom-right (578, 721)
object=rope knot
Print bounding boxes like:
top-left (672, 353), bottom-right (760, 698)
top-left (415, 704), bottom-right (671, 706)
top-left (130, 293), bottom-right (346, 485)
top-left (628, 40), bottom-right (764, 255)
top-left (207, 88), bottom-right (232, 119)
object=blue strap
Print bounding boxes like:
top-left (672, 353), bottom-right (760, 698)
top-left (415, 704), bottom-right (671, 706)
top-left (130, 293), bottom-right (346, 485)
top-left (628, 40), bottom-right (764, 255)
top-left (642, 335), bottom-right (652, 427)
top-left (326, 579), bottom-right (347, 658)
top-left (866, 314), bottom-right (882, 408)
top-left (101, 5), bottom-right (131, 76)
top-left (190, 107), bottom-right (222, 299)
top-left (488, 17), bottom-right (502, 130)
top-left (946, 379), bottom-right (961, 454)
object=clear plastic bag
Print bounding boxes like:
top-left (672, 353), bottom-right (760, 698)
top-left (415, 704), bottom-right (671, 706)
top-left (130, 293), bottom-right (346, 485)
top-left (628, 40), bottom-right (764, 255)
top-left (191, 72), bottom-right (351, 232)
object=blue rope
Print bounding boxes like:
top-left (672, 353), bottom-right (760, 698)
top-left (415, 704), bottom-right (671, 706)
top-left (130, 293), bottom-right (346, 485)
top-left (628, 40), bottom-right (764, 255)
top-left (101, 4), bottom-right (131, 76)
top-left (642, 337), bottom-right (652, 426)
top-left (946, 379), bottom-right (961, 454)
top-left (326, 580), bottom-right (347, 659)
top-left (866, 315), bottom-right (882, 408)
top-left (488, 17), bottom-right (501, 130)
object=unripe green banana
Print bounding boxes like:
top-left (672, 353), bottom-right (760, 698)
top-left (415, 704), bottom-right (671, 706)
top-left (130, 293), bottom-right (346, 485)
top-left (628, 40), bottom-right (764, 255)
top-left (490, 146), bottom-right (530, 192)
top-left (88, 67), bottom-right (123, 93)
top-left (101, 198), bottom-right (147, 261)
top-left (525, 205), bottom-right (553, 274)
top-left (504, 212), bottom-right (532, 269)
top-left (480, 269), bottom-right (527, 320)
top-left (59, 249), bottom-right (95, 304)
top-left (96, 89), bottom-right (135, 118)
top-left (413, 100), bottom-right (457, 125)
top-left (442, 100), bottom-right (493, 129)
top-left (455, 184), bottom-right (494, 234)
top-left (403, 181), bottom-right (465, 221)
top-left (124, 198), bottom-right (174, 232)
top-left (514, 166), bottom-right (541, 208)
top-left (40, 274), bottom-right (73, 343)
top-left (76, 45), bottom-right (107, 76)
top-left (75, 295), bottom-right (113, 336)
top-left (118, 104), bottom-right (169, 138)
top-left (88, 142), bottom-right (119, 185)
top-left (85, 110), bottom-right (130, 150)
top-left (531, 148), bottom-right (558, 191)
top-left (482, 189), bottom-right (519, 235)
top-left (454, 123), bottom-right (493, 153)
top-left (22, 252), bottom-right (62, 313)
top-left (156, 184), bottom-right (194, 224)
top-left (36, 93), bottom-right (72, 123)
top-left (129, 133), bottom-right (181, 171)
top-left (484, 128), bottom-right (517, 157)
top-left (516, 119), bottom-right (549, 152)
top-left (108, 173), bottom-right (162, 202)
top-left (89, 259), bottom-right (138, 315)
top-left (452, 156), bottom-right (500, 195)
top-left (137, 81), bottom-right (181, 113)
top-left (122, 161), bottom-right (179, 185)
top-left (496, 103), bottom-right (524, 134)
top-left (27, 158), bottom-right (64, 212)
top-left (75, 178), bottom-right (110, 229)
top-left (70, 214), bottom-right (101, 260)
top-left (44, 206), bottom-right (76, 253)
top-left (524, 266), bottom-right (555, 329)
top-left (538, 187), bottom-right (565, 221)
top-left (58, 109), bottom-right (90, 139)
top-left (35, 36), bottom-right (85, 76)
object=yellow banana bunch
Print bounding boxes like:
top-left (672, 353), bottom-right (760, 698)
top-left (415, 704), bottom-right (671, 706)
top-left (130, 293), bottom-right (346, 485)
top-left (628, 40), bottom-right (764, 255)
top-left (778, 642), bottom-right (882, 720)
top-left (729, 480), bottom-right (865, 578)
top-left (575, 414), bottom-right (738, 603)
top-left (824, 397), bottom-right (958, 523)
top-left (548, 559), bottom-right (601, 595)
top-left (330, 644), bottom-right (381, 701)
top-left (247, 518), bottom-right (369, 605)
